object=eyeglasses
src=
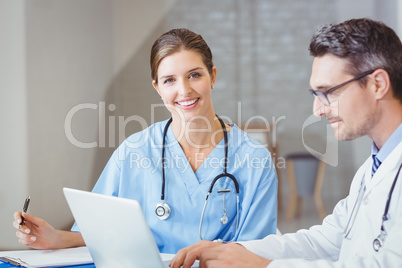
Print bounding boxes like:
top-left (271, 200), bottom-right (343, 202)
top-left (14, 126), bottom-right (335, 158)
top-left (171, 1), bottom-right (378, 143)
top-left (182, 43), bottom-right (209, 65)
top-left (309, 70), bottom-right (375, 106)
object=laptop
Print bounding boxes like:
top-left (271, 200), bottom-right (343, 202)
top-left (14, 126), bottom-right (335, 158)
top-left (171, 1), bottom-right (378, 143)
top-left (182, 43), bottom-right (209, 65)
top-left (63, 188), bottom-right (198, 268)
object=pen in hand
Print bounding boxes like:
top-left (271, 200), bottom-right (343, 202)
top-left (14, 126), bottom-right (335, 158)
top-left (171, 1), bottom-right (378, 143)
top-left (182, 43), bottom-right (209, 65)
top-left (20, 196), bottom-right (31, 227)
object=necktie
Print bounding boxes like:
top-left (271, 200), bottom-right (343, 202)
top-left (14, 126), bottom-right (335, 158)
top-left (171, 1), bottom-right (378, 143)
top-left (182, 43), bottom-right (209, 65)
top-left (372, 154), bottom-right (382, 177)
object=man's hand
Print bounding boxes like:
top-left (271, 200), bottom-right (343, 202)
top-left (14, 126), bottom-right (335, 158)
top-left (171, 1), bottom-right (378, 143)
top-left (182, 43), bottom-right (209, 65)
top-left (170, 240), bottom-right (271, 268)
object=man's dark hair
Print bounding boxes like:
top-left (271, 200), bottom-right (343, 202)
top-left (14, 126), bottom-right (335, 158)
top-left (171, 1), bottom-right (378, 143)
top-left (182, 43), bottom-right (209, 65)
top-left (309, 18), bottom-right (402, 102)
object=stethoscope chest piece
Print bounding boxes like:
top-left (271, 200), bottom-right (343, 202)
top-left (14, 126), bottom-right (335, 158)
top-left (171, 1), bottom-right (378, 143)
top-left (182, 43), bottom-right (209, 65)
top-left (373, 236), bottom-right (383, 252)
top-left (373, 227), bottom-right (387, 252)
top-left (221, 214), bottom-right (229, 225)
top-left (155, 201), bottom-right (171, 220)
top-left (218, 189), bottom-right (231, 225)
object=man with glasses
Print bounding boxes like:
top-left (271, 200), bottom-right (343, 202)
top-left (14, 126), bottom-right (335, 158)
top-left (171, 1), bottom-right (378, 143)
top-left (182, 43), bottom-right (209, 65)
top-left (309, 69), bottom-right (375, 107)
top-left (170, 18), bottom-right (402, 267)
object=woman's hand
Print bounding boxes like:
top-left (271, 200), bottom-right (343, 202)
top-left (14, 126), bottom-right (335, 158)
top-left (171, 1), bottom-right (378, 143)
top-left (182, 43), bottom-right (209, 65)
top-left (13, 212), bottom-right (85, 249)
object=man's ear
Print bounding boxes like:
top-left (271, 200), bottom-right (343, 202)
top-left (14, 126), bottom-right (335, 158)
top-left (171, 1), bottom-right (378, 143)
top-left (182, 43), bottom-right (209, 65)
top-left (372, 69), bottom-right (391, 100)
top-left (152, 80), bottom-right (161, 96)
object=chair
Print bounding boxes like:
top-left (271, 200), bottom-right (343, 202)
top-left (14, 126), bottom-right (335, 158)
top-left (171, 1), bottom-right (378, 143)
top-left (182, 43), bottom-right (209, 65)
top-left (285, 153), bottom-right (326, 221)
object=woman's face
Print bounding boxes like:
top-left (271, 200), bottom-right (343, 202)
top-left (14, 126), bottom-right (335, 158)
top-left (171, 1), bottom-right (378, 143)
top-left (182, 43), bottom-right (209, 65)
top-left (153, 49), bottom-right (216, 123)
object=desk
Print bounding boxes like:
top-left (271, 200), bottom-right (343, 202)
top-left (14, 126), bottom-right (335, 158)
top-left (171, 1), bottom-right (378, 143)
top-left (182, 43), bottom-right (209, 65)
top-left (0, 262), bottom-right (94, 268)
top-left (0, 246), bottom-right (94, 268)
top-left (0, 261), bottom-right (95, 268)
top-left (1, 252), bottom-right (176, 267)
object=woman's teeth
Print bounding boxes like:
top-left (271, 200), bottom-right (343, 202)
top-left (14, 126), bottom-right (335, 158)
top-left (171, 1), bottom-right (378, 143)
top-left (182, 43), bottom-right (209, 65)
top-left (178, 99), bottom-right (198, 106)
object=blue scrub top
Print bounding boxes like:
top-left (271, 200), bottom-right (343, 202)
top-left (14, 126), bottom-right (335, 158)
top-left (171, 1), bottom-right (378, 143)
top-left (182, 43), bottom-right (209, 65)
top-left (72, 119), bottom-right (278, 253)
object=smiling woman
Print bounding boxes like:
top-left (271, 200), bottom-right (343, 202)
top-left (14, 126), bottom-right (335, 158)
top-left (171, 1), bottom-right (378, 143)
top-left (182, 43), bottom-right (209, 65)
top-left (152, 50), bottom-right (216, 127)
top-left (13, 28), bottom-right (278, 254)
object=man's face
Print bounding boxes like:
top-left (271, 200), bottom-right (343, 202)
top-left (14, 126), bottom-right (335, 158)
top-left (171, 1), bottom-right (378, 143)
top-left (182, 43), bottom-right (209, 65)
top-left (309, 54), bottom-right (376, 141)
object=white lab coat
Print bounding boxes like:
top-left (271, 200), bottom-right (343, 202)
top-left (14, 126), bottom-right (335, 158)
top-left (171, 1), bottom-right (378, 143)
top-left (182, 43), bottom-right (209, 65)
top-left (241, 141), bottom-right (402, 267)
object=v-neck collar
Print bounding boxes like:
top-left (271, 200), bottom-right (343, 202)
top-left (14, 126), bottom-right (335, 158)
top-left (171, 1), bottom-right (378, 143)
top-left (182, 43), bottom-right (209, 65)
top-left (164, 123), bottom-right (234, 196)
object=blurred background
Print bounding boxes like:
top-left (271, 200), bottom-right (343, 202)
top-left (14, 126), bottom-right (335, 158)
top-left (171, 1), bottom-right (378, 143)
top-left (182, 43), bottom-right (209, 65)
top-left (1, 0), bottom-right (401, 250)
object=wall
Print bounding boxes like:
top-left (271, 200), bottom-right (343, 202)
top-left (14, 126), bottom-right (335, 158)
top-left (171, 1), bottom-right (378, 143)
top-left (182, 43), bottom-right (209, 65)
top-left (400, 0), bottom-right (402, 37)
top-left (0, 0), bottom-right (29, 251)
top-left (24, 0), bottom-right (115, 234)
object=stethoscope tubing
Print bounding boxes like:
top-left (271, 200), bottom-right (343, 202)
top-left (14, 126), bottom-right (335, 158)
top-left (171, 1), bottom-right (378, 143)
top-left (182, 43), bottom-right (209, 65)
top-left (199, 191), bottom-right (239, 241)
top-left (343, 161), bottom-right (402, 250)
top-left (160, 118), bottom-right (172, 201)
top-left (373, 163), bottom-right (402, 251)
top-left (343, 182), bottom-right (366, 239)
top-left (158, 115), bottom-right (240, 242)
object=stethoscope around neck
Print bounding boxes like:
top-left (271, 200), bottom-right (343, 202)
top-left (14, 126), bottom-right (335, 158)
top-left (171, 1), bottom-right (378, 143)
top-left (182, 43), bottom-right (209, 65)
top-left (372, 163), bottom-right (402, 251)
top-left (154, 115), bottom-right (240, 242)
top-left (343, 162), bottom-right (402, 252)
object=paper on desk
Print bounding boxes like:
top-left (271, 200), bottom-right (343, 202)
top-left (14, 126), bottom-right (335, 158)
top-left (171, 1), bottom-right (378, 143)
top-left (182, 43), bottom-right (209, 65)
top-left (0, 246), bottom-right (93, 267)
